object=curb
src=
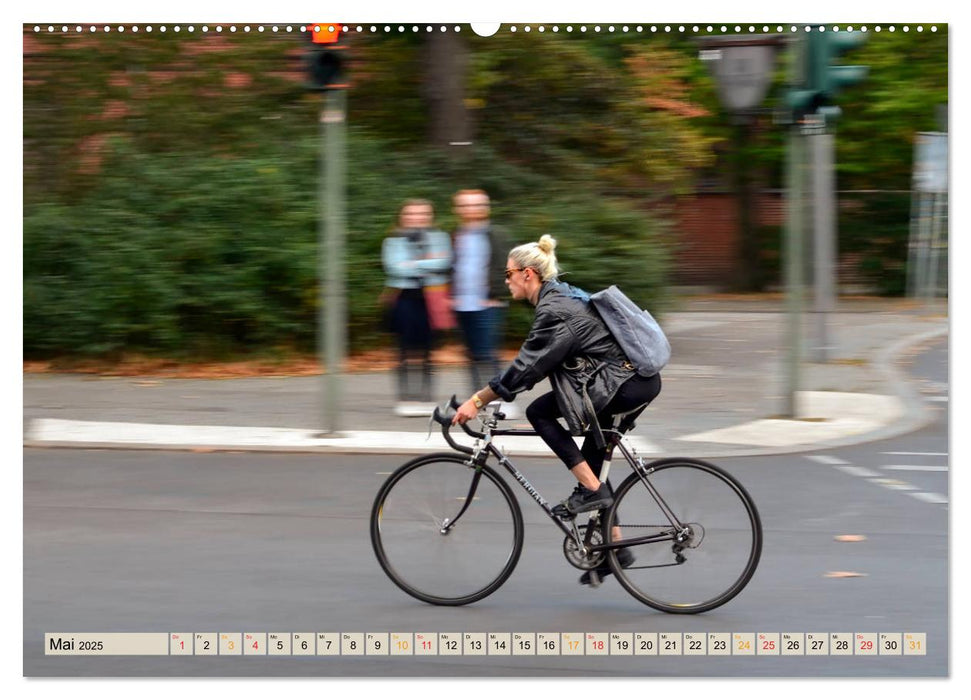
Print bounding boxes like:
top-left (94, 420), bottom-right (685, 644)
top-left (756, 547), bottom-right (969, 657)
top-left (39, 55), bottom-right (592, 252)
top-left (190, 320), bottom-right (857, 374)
top-left (23, 324), bottom-right (947, 459)
top-left (672, 323), bottom-right (947, 459)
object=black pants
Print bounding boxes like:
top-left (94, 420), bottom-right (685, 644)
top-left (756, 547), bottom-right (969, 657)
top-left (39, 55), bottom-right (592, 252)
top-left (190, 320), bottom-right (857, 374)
top-left (526, 373), bottom-right (662, 477)
top-left (456, 307), bottom-right (503, 393)
top-left (391, 289), bottom-right (433, 401)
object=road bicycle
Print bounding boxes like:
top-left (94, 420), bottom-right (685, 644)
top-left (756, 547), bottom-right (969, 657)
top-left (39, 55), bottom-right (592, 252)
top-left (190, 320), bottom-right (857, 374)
top-left (370, 397), bottom-right (762, 613)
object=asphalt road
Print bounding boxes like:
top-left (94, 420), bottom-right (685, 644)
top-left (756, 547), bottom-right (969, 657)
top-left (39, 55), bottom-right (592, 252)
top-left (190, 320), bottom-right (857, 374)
top-left (23, 338), bottom-right (949, 678)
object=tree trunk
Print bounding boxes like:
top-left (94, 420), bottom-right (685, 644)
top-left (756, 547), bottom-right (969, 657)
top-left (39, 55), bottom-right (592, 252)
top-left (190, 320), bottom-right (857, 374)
top-left (424, 32), bottom-right (471, 150)
top-left (732, 118), bottom-right (762, 291)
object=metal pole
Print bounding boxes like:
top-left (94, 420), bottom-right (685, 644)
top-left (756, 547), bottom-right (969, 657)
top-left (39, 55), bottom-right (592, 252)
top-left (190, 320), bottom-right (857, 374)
top-left (906, 187), bottom-right (919, 299)
top-left (320, 90), bottom-right (347, 435)
top-left (906, 138), bottom-right (922, 299)
top-left (925, 192), bottom-right (945, 302)
top-left (784, 126), bottom-right (805, 417)
top-left (811, 127), bottom-right (836, 362)
top-left (916, 192), bottom-right (934, 298)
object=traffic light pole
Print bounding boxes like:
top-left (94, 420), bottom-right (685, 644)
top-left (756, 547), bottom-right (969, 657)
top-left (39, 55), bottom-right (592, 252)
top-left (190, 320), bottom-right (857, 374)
top-left (784, 126), bottom-right (805, 418)
top-left (810, 124), bottom-right (836, 363)
top-left (319, 90), bottom-right (347, 436)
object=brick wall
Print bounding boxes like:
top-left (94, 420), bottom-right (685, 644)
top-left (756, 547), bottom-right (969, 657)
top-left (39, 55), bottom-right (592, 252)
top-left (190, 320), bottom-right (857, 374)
top-left (669, 191), bottom-right (884, 291)
top-left (670, 192), bottom-right (785, 287)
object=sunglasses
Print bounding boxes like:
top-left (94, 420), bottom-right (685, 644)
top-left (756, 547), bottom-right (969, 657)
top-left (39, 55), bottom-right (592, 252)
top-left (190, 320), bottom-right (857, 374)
top-left (505, 268), bottom-right (527, 279)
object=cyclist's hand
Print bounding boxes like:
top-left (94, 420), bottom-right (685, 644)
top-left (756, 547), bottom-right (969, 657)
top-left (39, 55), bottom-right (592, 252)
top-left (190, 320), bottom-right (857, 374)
top-left (452, 399), bottom-right (479, 426)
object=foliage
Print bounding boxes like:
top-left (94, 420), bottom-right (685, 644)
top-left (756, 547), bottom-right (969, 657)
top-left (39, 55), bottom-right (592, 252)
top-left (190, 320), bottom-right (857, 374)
top-left (835, 28), bottom-right (948, 190)
top-left (501, 193), bottom-right (673, 340)
top-left (24, 133), bottom-right (672, 358)
top-left (25, 138), bottom-right (317, 357)
top-left (347, 31), bottom-right (721, 197)
top-left (838, 191), bottom-right (913, 295)
top-left (22, 26), bottom-right (948, 357)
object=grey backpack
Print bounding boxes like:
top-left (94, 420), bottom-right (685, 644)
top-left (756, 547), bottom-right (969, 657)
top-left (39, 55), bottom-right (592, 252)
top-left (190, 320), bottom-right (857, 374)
top-left (589, 285), bottom-right (670, 376)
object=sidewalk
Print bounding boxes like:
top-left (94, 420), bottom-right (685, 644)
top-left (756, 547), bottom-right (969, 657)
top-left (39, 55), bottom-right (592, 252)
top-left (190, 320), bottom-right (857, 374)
top-left (23, 298), bottom-right (948, 458)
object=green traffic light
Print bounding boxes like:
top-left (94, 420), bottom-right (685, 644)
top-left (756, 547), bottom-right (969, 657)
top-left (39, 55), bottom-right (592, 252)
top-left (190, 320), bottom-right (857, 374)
top-left (813, 31), bottom-right (868, 97)
top-left (827, 64), bottom-right (869, 93)
top-left (787, 29), bottom-right (867, 125)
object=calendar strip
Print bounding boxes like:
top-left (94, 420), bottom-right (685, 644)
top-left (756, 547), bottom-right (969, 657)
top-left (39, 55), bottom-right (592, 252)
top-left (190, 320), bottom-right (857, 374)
top-left (44, 632), bottom-right (927, 656)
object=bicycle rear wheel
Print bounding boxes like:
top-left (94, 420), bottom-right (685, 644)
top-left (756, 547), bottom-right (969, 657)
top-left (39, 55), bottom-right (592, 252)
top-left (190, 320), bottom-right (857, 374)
top-left (370, 453), bottom-right (524, 606)
top-left (603, 458), bottom-right (762, 614)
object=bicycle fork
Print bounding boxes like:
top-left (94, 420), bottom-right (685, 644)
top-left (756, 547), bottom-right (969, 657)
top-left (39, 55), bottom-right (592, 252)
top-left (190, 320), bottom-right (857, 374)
top-left (439, 459), bottom-right (487, 535)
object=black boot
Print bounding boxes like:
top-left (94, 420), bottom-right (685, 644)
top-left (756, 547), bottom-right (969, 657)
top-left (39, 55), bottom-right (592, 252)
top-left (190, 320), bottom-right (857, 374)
top-left (580, 548), bottom-right (635, 587)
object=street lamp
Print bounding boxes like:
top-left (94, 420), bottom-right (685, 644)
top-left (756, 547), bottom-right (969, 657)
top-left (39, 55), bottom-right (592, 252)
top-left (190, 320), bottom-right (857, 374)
top-left (699, 35), bottom-right (785, 293)
top-left (699, 35), bottom-right (785, 114)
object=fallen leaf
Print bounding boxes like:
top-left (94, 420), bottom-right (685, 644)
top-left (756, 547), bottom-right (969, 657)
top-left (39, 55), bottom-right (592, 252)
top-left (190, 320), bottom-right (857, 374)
top-left (834, 535), bottom-right (867, 542)
top-left (824, 571), bottom-right (868, 578)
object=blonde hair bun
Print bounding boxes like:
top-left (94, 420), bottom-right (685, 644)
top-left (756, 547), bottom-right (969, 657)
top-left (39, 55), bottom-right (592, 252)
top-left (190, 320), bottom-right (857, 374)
top-left (537, 234), bottom-right (557, 254)
top-left (508, 234), bottom-right (561, 282)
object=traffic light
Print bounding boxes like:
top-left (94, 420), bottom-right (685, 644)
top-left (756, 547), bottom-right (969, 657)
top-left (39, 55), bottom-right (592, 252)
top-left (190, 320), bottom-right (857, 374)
top-left (786, 87), bottom-right (825, 124)
top-left (788, 29), bottom-right (867, 125)
top-left (810, 31), bottom-right (868, 101)
top-left (304, 23), bottom-right (349, 91)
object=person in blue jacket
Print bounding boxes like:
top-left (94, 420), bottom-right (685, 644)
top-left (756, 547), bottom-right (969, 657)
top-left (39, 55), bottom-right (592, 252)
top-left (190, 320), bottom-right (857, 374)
top-left (382, 199), bottom-right (453, 416)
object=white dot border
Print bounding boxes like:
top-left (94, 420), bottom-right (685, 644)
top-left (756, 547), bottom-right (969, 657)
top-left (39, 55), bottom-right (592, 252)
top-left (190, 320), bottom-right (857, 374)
top-left (28, 24), bottom-right (941, 34)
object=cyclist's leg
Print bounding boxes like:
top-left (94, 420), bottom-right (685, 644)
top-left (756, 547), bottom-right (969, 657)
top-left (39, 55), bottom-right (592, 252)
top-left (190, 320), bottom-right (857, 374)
top-left (582, 373), bottom-right (663, 542)
top-left (526, 393), bottom-right (603, 495)
top-left (525, 392), bottom-right (584, 468)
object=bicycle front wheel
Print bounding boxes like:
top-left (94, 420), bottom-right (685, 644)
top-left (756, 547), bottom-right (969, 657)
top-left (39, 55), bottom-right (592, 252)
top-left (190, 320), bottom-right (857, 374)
top-left (370, 453), bottom-right (524, 606)
top-left (604, 458), bottom-right (762, 614)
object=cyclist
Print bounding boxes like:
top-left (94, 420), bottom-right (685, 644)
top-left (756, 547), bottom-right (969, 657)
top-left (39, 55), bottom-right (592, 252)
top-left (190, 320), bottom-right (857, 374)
top-left (453, 234), bottom-right (662, 585)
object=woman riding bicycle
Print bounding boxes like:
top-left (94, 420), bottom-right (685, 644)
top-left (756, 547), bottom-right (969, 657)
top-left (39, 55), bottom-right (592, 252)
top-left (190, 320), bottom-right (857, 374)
top-left (452, 235), bottom-right (662, 582)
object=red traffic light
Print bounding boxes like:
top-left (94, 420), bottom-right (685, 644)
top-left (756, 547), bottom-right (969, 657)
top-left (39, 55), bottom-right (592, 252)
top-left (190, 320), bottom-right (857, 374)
top-left (304, 24), bottom-right (349, 91)
top-left (311, 24), bottom-right (341, 44)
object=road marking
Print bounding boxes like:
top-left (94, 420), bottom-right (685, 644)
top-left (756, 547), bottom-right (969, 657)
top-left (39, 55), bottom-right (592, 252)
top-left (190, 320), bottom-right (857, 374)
top-left (805, 455), bottom-right (849, 465)
top-left (869, 478), bottom-right (919, 491)
top-left (883, 465), bottom-right (948, 472)
top-left (910, 492), bottom-right (948, 504)
top-left (806, 452), bottom-right (947, 505)
top-left (836, 465), bottom-right (882, 478)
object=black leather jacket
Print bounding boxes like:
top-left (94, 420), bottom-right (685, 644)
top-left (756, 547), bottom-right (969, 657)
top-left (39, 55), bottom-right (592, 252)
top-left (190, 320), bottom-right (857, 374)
top-left (489, 280), bottom-right (638, 437)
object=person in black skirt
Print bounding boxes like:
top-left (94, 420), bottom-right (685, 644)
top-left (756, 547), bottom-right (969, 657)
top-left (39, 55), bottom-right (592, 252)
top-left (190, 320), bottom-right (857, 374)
top-left (381, 199), bottom-right (453, 416)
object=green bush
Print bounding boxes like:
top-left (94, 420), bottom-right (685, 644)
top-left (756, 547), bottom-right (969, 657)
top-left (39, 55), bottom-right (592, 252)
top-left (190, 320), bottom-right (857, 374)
top-left (839, 192), bottom-right (912, 296)
top-left (499, 193), bottom-right (671, 343)
top-left (24, 133), bottom-right (671, 359)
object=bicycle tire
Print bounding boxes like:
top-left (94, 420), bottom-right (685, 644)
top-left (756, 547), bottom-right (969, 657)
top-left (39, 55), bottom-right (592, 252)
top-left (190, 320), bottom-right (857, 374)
top-left (370, 452), bottom-right (524, 606)
top-left (603, 457), bottom-right (762, 614)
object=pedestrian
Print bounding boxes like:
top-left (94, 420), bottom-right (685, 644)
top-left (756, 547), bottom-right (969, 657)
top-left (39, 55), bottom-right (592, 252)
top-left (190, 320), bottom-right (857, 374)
top-left (382, 199), bottom-right (453, 417)
top-left (450, 189), bottom-right (519, 417)
top-left (451, 234), bottom-right (662, 585)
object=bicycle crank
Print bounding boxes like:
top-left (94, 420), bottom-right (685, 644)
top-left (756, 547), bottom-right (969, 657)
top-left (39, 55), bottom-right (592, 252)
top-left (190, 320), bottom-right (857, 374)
top-left (562, 526), bottom-right (605, 570)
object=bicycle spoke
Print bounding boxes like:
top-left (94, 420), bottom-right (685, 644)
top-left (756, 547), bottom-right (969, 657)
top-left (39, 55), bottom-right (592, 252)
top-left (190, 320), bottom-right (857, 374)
top-left (605, 459), bottom-right (762, 613)
top-left (371, 455), bottom-right (523, 605)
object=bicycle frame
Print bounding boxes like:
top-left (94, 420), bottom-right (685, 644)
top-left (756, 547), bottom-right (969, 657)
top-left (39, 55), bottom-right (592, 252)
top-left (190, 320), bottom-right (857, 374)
top-left (436, 404), bottom-right (686, 556)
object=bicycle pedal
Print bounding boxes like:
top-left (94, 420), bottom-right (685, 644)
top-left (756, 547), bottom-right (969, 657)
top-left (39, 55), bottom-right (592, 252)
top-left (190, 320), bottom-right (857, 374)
top-left (551, 503), bottom-right (574, 520)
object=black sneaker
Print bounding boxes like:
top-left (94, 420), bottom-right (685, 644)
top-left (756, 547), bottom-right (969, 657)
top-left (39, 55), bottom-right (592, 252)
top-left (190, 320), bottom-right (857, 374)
top-left (564, 483), bottom-right (613, 515)
top-left (580, 548), bottom-right (635, 587)
top-left (552, 485), bottom-right (583, 519)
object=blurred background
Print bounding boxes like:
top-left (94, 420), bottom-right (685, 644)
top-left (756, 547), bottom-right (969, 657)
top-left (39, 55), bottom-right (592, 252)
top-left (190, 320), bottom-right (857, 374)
top-left (22, 24), bottom-right (948, 365)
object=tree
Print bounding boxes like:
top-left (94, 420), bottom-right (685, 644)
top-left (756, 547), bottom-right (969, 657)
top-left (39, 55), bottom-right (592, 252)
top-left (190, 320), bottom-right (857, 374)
top-left (423, 31), bottom-right (471, 151)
